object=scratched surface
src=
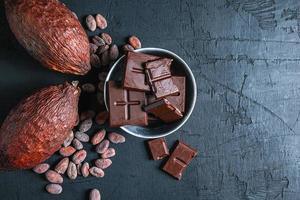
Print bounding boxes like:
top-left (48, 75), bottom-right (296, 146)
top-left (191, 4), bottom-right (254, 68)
top-left (0, 0), bottom-right (300, 199)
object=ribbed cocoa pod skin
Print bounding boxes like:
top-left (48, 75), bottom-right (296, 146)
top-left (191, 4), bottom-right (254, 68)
top-left (4, 0), bottom-right (91, 75)
top-left (0, 82), bottom-right (80, 169)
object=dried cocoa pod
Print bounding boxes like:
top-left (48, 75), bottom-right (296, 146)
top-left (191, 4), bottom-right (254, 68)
top-left (129, 36), bottom-right (142, 49)
top-left (96, 45), bottom-right (109, 55)
top-left (46, 184), bottom-right (62, 195)
top-left (95, 14), bottom-right (107, 29)
top-left (90, 43), bottom-right (98, 54)
top-left (122, 44), bottom-right (134, 52)
top-left (32, 163), bottom-right (50, 174)
top-left (78, 119), bottom-right (93, 132)
top-left (89, 167), bottom-right (105, 178)
top-left (91, 129), bottom-right (106, 145)
top-left (67, 161), bottom-right (77, 180)
top-left (75, 132), bottom-right (90, 142)
top-left (77, 163), bottom-right (82, 176)
top-left (59, 146), bottom-right (76, 157)
top-left (72, 150), bottom-right (87, 164)
top-left (80, 110), bottom-right (96, 121)
top-left (81, 83), bottom-right (96, 93)
top-left (95, 139), bottom-right (110, 154)
top-left (100, 33), bottom-right (112, 45)
top-left (92, 36), bottom-right (106, 47)
top-left (90, 54), bottom-right (101, 68)
top-left (72, 138), bottom-right (83, 150)
top-left (101, 148), bottom-right (116, 159)
top-left (86, 15), bottom-right (97, 32)
top-left (98, 72), bottom-right (108, 81)
top-left (55, 157), bottom-right (69, 174)
top-left (100, 50), bottom-right (110, 66)
top-left (45, 170), bottom-right (63, 184)
top-left (90, 189), bottom-right (101, 200)
top-left (108, 132), bottom-right (126, 144)
top-left (95, 158), bottom-right (112, 169)
top-left (4, 0), bottom-right (90, 75)
top-left (0, 82), bottom-right (80, 169)
top-left (95, 111), bottom-right (108, 125)
top-left (63, 130), bottom-right (74, 147)
top-left (109, 44), bottom-right (119, 61)
top-left (81, 162), bottom-right (90, 177)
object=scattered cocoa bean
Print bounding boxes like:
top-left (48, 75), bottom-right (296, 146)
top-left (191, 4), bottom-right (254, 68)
top-left (81, 162), bottom-right (90, 178)
top-left (80, 110), bottom-right (96, 121)
top-left (72, 149), bottom-right (87, 164)
top-left (109, 44), bottom-right (119, 61)
top-left (91, 129), bottom-right (106, 145)
top-left (55, 157), bottom-right (69, 174)
top-left (89, 167), bottom-right (105, 178)
top-left (101, 148), bottom-right (116, 159)
top-left (95, 14), bottom-right (107, 29)
top-left (100, 33), bottom-right (112, 45)
top-left (128, 35), bottom-right (141, 49)
top-left (72, 138), bottom-right (83, 150)
top-left (96, 92), bottom-right (105, 106)
top-left (108, 132), bottom-right (126, 144)
top-left (95, 111), bottom-right (108, 125)
top-left (77, 163), bottom-right (82, 176)
top-left (95, 139), bottom-right (110, 154)
top-left (86, 15), bottom-right (97, 32)
top-left (95, 158), bottom-right (112, 169)
top-left (59, 146), bottom-right (76, 157)
top-left (97, 81), bottom-right (105, 92)
top-left (90, 43), bottom-right (98, 54)
top-left (122, 44), bottom-right (134, 52)
top-left (75, 131), bottom-right (90, 142)
top-left (92, 36), bottom-right (106, 47)
top-left (98, 72), bottom-right (108, 81)
top-left (81, 83), bottom-right (96, 93)
top-left (96, 44), bottom-right (109, 55)
top-left (45, 184), bottom-right (62, 195)
top-left (89, 189), bottom-right (101, 200)
top-left (67, 161), bottom-right (77, 180)
top-left (90, 54), bottom-right (101, 68)
top-left (100, 50), bottom-right (110, 66)
top-left (32, 163), bottom-right (50, 174)
top-left (78, 118), bottom-right (93, 133)
top-left (63, 130), bottom-right (74, 147)
top-left (45, 170), bottom-right (63, 184)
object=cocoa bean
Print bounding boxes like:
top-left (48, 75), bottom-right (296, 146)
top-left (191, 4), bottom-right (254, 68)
top-left (97, 81), bottom-right (105, 92)
top-left (89, 167), bottom-right (105, 178)
top-left (63, 130), bottom-right (74, 147)
top-left (81, 83), bottom-right (96, 93)
top-left (55, 157), bottom-right (69, 174)
top-left (75, 131), bottom-right (90, 142)
top-left (96, 92), bottom-right (105, 106)
top-left (80, 110), bottom-right (96, 121)
top-left (89, 189), bottom-right (101, 200)
top-left (101, 148), bottom-right (116, 159)
top-left (90, 43), bottom-right (98, 54)
top-left (95, 158), bottom-right (112, 169)
top-left (100, 50), bottom-right (110, 66)
top-left (122, 44), bottom-right (134, 52)
top-left (109, 44), bottom-right (119, 61)
top-left (81, 162), bottom-right (90, 178)
top-left (77, 163), bottom-right (82, 176)
top-left (101, 33), bottom-right (112, 45)
top-left (45, 170), bottom-right (63, 184)
top-left (90, 54), bottom-right (101, 68)
top-left (86, 15), bottom-right (97, 32)
top-left (95, 139), bottom-right (110, 154)
top-left (67, 161), bottom-right (77, 180)
top-left (95, 111), bottom-right (108, 125)
top-left (96, 44), bottom-right (109, 55)
top-left (91, 129), bottom-right (106, 145)
top-left (45, 184), bottom-right (62, 195)
top-left (72, 149), bottom-right (87, 164)
top-left (96, 14), bottom-right (107, 29)
top-left (129, 36), bottom-right (141, 49)
top-left (78, 119), bottom-right (93, 133)
top-left (72, 138), bottom-right (83, 150)
top-left (59, 146), bottom-right (76, 157)
top-left (108, 132), bottom-right (126, 144)
top-left (92, 36), bottom-right (106, 47)
top-left (98, 72), bottom-right (108, 81)
top-left (32, 163), bottom-right (50, 174)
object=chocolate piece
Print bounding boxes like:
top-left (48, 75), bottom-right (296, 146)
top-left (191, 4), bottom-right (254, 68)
top-left (123, 52), bottom-right (160, 91)
top-left (145, 58), bottom-right (179, 98)
top-left (147, 138), bottom-right (169, 160)
top-left (108, 81), bottom-right (148, 127)
top-left (144, 99), bottom-right (183, 123)
top-left (163, 141), bottom-right (197, 180)
top-left (147, 76), bottom-right (186, 113)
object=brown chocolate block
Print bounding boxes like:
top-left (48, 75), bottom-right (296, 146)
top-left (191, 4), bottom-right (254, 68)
top-left (108, 81), bottom-right (148, 127)
top-left (144, 99), bottom-right (183, 123)
top-left (147, 138), bottom-right (169, 160)
top-left (163, 141), bottom-right (197, 180)
top-left (123, 52), bottom-right (160, 91)
top-left (145, 58), bottom-right (179, 98)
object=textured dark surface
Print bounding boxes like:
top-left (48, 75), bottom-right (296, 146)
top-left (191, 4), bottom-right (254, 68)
top-left (0, 0), bottom-right (300, 199)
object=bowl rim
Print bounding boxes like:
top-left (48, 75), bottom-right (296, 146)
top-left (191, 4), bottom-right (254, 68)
top-left (104, 47), bottom-right (197, 139)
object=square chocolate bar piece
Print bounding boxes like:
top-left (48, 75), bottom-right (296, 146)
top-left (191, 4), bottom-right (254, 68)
top-left (145, 58), bottom-right (179, 98)
top-left (163, 141), bottom-right (197, 180)
top-left (147, 138), bottom-right (169, 160)
top-left (123, 52), bottom-right (160, 91)
top-left (144, 99), bottom-right (183, 123)
top-left (108, 81), bottom-right (148, 127)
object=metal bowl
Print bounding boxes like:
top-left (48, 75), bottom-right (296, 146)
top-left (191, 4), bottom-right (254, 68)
top-left (104, 48), bottom-right (197, 139)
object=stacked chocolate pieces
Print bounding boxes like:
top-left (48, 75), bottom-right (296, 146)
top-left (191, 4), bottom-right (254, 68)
top-left (108, 51), bottom-right (186, 127)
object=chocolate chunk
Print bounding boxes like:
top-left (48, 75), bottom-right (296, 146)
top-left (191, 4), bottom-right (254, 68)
top-left (145, 58), bottom-right (178, 99)
top-left (163, 141), bottom-right (197, 180)
top-left (108, 81), bottom-right (148, 127)
top-left (147, 138), bottom-right (169, 160)
top-left (123, 52), bottom-right (160, 91)
top-left (144, 99), bottom-right (183, 123)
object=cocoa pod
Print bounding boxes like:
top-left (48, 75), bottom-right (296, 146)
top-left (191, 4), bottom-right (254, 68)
top-left (86, 15), bottom-right (97, 32)
top-left (91, 129), bottom-right (106, 145)
top-left (67, 161), bottom-right (77, 180)
top-left (100, 33), bottom-right (112, 45)
top-left (46, 184), bottom-right (62, 195)
top-left (72, 150), bottom-right (87, 164)
top-left (90, 189), bottom-right (101, 200)
top-left (89, 167), bottom-right (105, 178)
top-left (95, 139), bottom-right (110, 154)
top-left (109, 44), bottom-right (119, 61)
top-left (75, 132), bottom-right (90, 142)
top-left (129, 36), bottom-right (142, 49)
top-left (55, 158), bottom-right (69, 174)
top-left (81, 83), bottom-right (96, 93)
top-left (32, 163), bottom-right (50, 174)
top-left (45, 170), bottom-right (63, 184)
top-left (78, 119), bottom-right (93, 133)
top-left (4, 0), bottom-right (90, 75)
top-left (81, 162), bottom-right (90, 177)
top-left (96, 14), bottom-right (107, 29)
top-left (72, 138), bottom-right (83, 150)
top-left (95, 158), bottom-right (112, 169)
top-left (0, 82), bottom-right (80, 169)
top-left (63, 130), bottom-right (74, 147)
top-left (59, 146), bottom-right (76, 157)
top-left (101, 148), bottom-right (116, 159)
top-left (108, 132), bottom-right (126, 144)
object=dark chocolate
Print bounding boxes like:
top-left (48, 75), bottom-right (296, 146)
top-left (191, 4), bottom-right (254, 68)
top-left (147, 138), bottom-right (169, 160)
top-left (108, 81), bottom-right (148, 127)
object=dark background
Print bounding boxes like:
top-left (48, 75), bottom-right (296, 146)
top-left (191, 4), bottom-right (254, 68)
top-left (1, 0), bottom-right (300, 199)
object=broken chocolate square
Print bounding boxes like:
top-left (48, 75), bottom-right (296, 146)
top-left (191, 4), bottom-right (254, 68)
top-left (147, 138), bottom-right (169, 160)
